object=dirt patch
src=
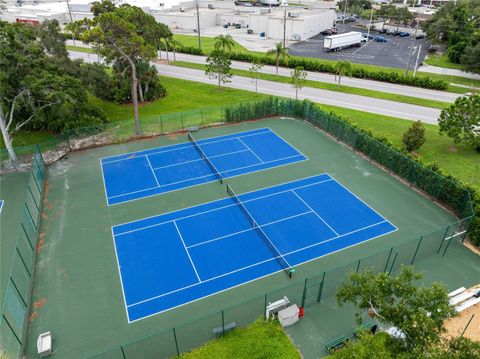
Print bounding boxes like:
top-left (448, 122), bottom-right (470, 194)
top-left (36, 238), bottom-right (45, 253)
top-left (33, 298), bottom-right (46, 309)
top-left (28, 311), bottom-right (37, 322)
top-left (448, 145), bottom-right (458, 153)
top-left (444, 285), bottom-right (480, 341)
top-left (167, 133), bottom-right (179, 141)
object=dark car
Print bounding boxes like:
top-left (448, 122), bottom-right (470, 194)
top-left (399, 32), bottom-right (410, 37)
top-left (374, 36), bottom-right (387, 43)
top-left (321, 28), bottom-right (338, 35)
top-left (392, 31), bottom-right (401, 36)
top-left (415, 33), bottom-right (425, 39)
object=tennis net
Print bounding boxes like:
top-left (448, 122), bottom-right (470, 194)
top-left (226, 184), bottom-right (294, 279)
top-left (188, 132), bottom-right (223, 184)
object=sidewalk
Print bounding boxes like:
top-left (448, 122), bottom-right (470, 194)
top-left (418, 64), bottom-right (480, 81)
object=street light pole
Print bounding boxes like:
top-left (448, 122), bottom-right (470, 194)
top-left (404, 22), bottom-right (418, 77)
top-left (366, 6), bottom-right (374, 41)
top-left (196, 0), bottom-right (201, 49)
top-left (65, 0), bottom-right (76, 46)
top-left (283, 1), bottom-right (287, 48)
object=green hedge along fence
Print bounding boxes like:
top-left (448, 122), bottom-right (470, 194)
top-left (225, 98), bottom-right (478, 246)
top-left (175, 46), bottom-right (448, 90)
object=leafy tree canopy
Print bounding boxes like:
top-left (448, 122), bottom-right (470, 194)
top-left (336, 266), bottom-right (456, 354)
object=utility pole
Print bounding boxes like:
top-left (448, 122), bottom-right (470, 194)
top-left (413, 44), bottom-right (422, 77)
top-left (404, 22), bottom-right (418, 77)
top-left (366, 6), bottom-right (374, 41)
top-left (283, 0), bottom-right (287, 48)
top-left (65, 0), bottom-right (76, 46)
top-left (343, 0), bottom-right (347, 23)
top-left (196, 0), bottom-right (201, 49)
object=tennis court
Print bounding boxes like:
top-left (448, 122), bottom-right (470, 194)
top-left (112, 174), bottom-right (397, 322)
top-left (0, 200), bottom-right (3, 213)
top-left (101, 128), bottom-right (307, 205)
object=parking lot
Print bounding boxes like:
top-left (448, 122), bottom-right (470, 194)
top-left (288, 23), bottom-right (430, 70)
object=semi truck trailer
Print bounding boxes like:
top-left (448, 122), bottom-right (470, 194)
top-left (323, 31), bottom-right (362, 52)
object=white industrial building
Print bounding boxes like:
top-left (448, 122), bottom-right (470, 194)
top-left (1, 0), bottom-right (336, 41)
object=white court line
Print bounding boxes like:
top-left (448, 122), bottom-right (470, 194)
top-left (237, 137), bottom-right (264, 163)
top-left (110, 227), bottom-right (130, 322)
top-left (107, 156), bottom-right (309, 206)
top-left (291, 189), bottom-right (340, 236)
top-left (186, 210), bottom-right (314, 249)
top-left (173, 221), bottom-right (202, 283)
top-left (108, 153), bottom-right (305, 201)
top-left (102, 128), bottom-right (272, 164)
top-left (151, 149), bottom-right (250, 170)
top-left (126, 219), bottom-right (392, 309)
top-left (126, 227), bottom-right (398, 323)
top-left (145, 155), bottom-right (160, 187)
top-left (115, 177), bottom-right (334, 236)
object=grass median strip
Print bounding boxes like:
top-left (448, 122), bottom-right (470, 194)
top-left (171, 61), bottom-right (450, 110)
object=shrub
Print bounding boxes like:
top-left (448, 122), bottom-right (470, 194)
top-left (402, 121), bottom-right (426, 152)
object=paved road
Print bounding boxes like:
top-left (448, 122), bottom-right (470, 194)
top-left (69, 51), bottom-right (442, 124)
top-left (418, 64), bottom-right (480, 81)
top-left (165, 52), bottom-right (459, 103)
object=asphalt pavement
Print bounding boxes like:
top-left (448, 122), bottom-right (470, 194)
top-left (69, 50), bottom-right (442, 125)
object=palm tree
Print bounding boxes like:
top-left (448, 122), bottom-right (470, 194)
top-left (334, 60), bottom-right (353, 86)
top-left (162, 38), bottom-right (171, 63)
top-left (214, 34), bottom-right (235, 52)
top-left (266, 42), bottom-right (289, 78)
top-left (169, 38), bottom-right (183, 61)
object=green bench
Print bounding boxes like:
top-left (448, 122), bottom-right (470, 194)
top-left (354, 322), bottom-right (378, 337)
top-left (325, 335), bottom-right (348, 353)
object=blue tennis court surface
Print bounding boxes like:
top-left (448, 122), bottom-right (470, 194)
top-left (0, 200), bottom-right (3, 213)
top-left (101, 128), bottom-right (307, 205)
top-left (112, 174), bottom-right (397, 322)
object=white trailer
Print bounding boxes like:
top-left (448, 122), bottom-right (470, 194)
top-left (323, 31), bottom-right (362, 52)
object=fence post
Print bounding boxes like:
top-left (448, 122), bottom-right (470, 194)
top-left (460, 314), bottom-right (475, 338)
top-left (301, 278), bottom-right (308, 308)
top-left (221, 310), bottom-right (225, 337)
top-left (355, 259), bottom-right (361, 273)
top-left (65, 132), bottom-right (72, 151)
top-left (173, 328), bottom-right (180, 357)
top-left (201, 109), bottom-right (204, 126)
top-left (441, 236), bottom-right (453, 257)
top-left (120, 346), bottom-right (127, 359)
top-left (437, 226), bottom-right (450, 254)
top-left (384, 248), bottom-right (393, 272)
top-left (181, 113), bottom-right (184, 129)
top-left (410, 236), bottom-right (423, 265)
top-left (24, 203), bottom-right (36, 230)
top-left (316, 272), bottom-right (326, 303)
top-left (387, 252), bottom-right (398, 275)
top-left (263, 294), bottom-right (267, 320)
top-left (35, 144), bottom-right (45, 166)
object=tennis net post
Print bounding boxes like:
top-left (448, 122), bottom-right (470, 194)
top-left (187, 132), bottom-right (223, 184)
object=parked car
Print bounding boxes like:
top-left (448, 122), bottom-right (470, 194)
top-left (399, 32), bottom-right (410, 37)
top-left (392, 31), bottom-right (401, 36)
top-left (374, 36), bottom-right (387, 42)
top-left (321, 28), bottom-right (337, 35)
top-left (361, 33), bottom-right (375, 40)
top-left (415, 33), bottom-right (425, 39)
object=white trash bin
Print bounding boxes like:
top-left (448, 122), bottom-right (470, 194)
top-left (37, 331), bottom-right (52, 357)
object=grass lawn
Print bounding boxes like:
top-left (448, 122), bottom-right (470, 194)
top-left (172, 61), bottom-right (450, 110)
top-left (179, 319), bottom-right (300, 359)
top-left (424, 53), bottom-right (464, 71)
top-left (170, 34), bottom-right (480, 90)
top-left (4, 77), bottom-right (478, 191)
top-left (66, 42), bottom-right (480, 93)
top-left (318, 104), bottom-right (480, 190)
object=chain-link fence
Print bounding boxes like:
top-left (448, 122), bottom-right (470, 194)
top-left (0, 148), bottom-right (46, 358)
top-left (1, 99), bottom-right (475, 359)
top-left (85, 216), bottom-right (472, 359)
top-left (1, 106), bottom-right (228, 174)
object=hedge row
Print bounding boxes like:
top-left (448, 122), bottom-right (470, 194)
top-left (177, 46), bottom-right (448, 90)
top-left (225, 97), bottom-right (479, 247)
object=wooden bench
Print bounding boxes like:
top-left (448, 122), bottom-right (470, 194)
top-left (325, 335), bottom-right (348, 353)
top-left (212, 322), bottom-right (237, 337)
top-left (354, 322), bottom-right (377, 337)
top-left (186, 126), bottom-right (199, 132)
